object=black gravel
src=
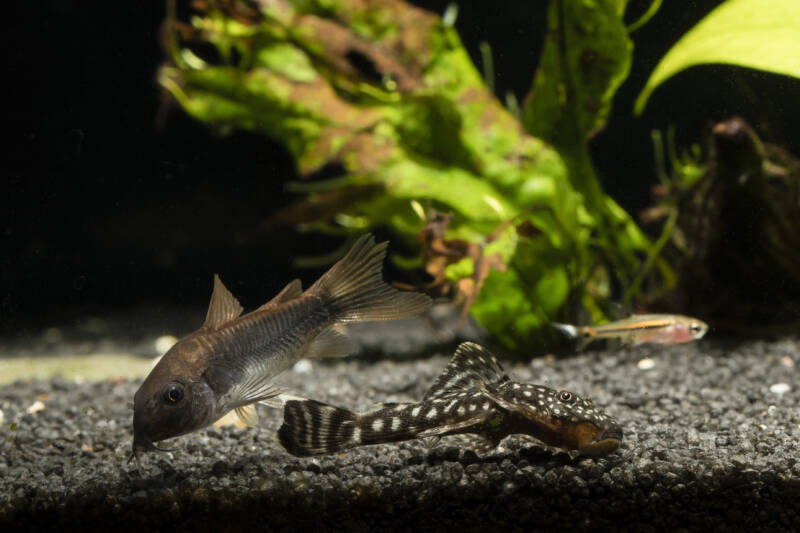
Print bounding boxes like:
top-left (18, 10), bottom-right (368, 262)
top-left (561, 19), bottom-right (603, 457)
top-left (1, 323), bottom-right (799, 531)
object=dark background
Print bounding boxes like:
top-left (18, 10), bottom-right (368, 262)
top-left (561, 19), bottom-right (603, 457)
top-left (3, 0), bottom-right (799, 334)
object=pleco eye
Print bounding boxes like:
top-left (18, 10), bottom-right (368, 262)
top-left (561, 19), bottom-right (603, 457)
top-left (558, 391), bottom-right (574, 403)
top-left (163, 383), bottom-right (185, 404)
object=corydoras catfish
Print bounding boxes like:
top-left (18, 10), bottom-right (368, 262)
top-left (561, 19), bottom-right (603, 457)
top-left (278, 342), bottom-right (622, 458)
top-left (132, 234), bottom-right (431, 459)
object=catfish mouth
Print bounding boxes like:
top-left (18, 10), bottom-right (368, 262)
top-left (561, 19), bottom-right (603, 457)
top-left (129, 434), bottom-right (175, 463)
top-left (577, 425), bottom-right (623, 457)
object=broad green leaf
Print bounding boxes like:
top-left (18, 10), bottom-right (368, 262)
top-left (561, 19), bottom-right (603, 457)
top-left (256, 44), bottom-right (317, 83)
top-left (524, 0), bottom-right (633, 147)
top-left (635, 0), bottom-right (800, 114)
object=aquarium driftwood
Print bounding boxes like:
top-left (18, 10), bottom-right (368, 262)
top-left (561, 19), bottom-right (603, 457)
top-left (158, 0), bottom-right (668, 352)
top-left (644, 117), bottom-right (800, 332)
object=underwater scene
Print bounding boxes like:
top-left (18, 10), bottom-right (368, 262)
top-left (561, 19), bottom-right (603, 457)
top-left (3, 0), bottom-right (800, 530)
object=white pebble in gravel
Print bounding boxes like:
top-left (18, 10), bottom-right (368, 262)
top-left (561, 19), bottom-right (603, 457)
top-left (26, 400), bottom-right (45, 414)
top-left (293, 360), bottom-right (313, 374)
top-left (769, 382), bottom-right (790, 395)
top-left (637, 357), bottom-right (655, 370)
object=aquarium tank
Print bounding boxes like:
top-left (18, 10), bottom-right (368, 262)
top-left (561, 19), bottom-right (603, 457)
top-left (3, 0), bottom-right (800, 530)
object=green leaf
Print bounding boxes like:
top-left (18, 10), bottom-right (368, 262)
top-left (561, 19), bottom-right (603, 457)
top-left (635, 0), bottom-right (800, 115)
top-left (524, 0), bottom-right (633, 147)
top-left (444, 258), bottom-right (475, 283)
top-left (380, 159), bottom-right (515, 222)
top-left (256, 44), bottom-right (317, 83)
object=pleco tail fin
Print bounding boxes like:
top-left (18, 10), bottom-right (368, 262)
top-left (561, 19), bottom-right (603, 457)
top-left (310, 234), bottom-right (431, 323)
top-left (278, 399), bottom-right (360, 457)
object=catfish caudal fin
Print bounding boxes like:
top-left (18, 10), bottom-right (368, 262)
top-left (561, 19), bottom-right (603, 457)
top-left (310, 234), bottom-right (431, 323)
top-left (278, 399), bottom-right (359, 457)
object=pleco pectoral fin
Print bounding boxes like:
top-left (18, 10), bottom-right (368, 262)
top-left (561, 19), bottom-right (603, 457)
top-left (459, 434), bottom-right (500, 455)
top-left (257, 279), bottom-right (303, 311)
top-left (419, 436), bottom-right (441, 450)
top-left (516, 434), bottom-right (557, 453)
top-left (416, 409), bottom-right (494, 437)
top-left (303, 325), bottom-right (357, 359)
top-left (204, 274), bottom-right (245, 329)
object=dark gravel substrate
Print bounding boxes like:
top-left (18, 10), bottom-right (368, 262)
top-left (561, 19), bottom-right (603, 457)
top-left (1, 323), bottom-right (799, 531)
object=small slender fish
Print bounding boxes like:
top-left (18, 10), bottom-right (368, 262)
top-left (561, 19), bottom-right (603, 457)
top-left (552, 314), bottom-right (708, 349)
top-left (278, 342), bottom-right (622, 458)
top-left (131, 235), bottom-right (431, 459)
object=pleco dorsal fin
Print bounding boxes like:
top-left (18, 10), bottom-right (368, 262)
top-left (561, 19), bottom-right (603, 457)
top-left (303, 324), bottom-right (357, 359)
top-left (257, 279), bottom-right (303, 311)
top-left (204, 274), bottom-right (244, 329)
top-left (423, 342), bottom-right (510, 401)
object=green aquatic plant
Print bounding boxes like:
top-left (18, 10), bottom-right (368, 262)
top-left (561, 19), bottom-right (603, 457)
top-left (635, 0), bottom-right (800, 114)
top-left (158, 0), bottom-right (669, 352)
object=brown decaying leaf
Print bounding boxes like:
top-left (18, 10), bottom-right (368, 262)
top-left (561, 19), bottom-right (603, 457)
top-left (395, 211), bottom-right (508, 327)
top-left (294, 14), bottom-right (423, 93)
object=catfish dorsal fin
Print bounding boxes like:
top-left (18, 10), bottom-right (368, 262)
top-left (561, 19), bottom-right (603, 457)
top-left (423, 342), bottom-right (509, 401)
top-left (258, 279), bottom-right (303, 311)
top-left (204, 274), bottom-right (244, 329)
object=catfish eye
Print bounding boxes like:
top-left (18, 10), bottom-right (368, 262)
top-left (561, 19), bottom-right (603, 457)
top-left (163, 383), bottom-right (185, 404)
top-left (690, 323), bottom-right (702, 333)
top-left (558, 391), bottom-right (574, 403)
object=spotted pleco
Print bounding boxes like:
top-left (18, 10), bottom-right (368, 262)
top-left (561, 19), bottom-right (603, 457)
top-left (278, 342), bottom-right (622, 457)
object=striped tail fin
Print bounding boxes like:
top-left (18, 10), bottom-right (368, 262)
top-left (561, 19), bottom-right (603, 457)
top-left (278, 399), bottom-right (360, 457)
top-left (278, 396), bottom-right (494, 457)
